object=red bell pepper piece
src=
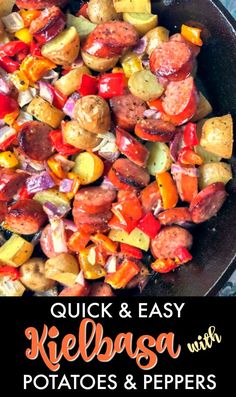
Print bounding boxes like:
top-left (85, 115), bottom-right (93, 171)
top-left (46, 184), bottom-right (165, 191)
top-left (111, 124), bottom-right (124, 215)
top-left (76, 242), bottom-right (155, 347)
top-left (77, 74), bottom-right (98, 96)
top-left (0, 41), bottom-right (29, 58)
top-left (0, 57), bottom-right (19, 73)
top-left (108, 214), bottom-right (139, 234)
top-left (18, 185), bottom-right (33, 200)
top-left (0, 93), bottom-right (18, 119)
top-left (178, 147), bottom-right (203, 166)
top-left (105, 258), bottom-right (140, 289)
top-left (49, 130), bottom-right (80, 156)
top-left (0, 266), bottom-right (20, 281)
top-left (174, 247), bottom-right (193, 264)
top-left (183, 122), bottom-right (198, 147)
top-left (137, 212), bottom-right (161, 239)
top-left (0, 134), bottom-right (17, 151)
top-left (30, 40), bottom-right (42, 56)
top-left (98, 73), bottom-right (126, 99)
top-left (76, 3), bottom-right (89, 18)
top-left (120, 243), bottom-right (143, 259)
top-left (111, 192), bottom-right (143, 233)
top-left (51, 86), bottom-right (68, 110)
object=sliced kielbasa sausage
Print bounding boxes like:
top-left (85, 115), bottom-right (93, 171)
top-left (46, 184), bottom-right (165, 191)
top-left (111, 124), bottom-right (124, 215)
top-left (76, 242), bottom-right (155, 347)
top-left (135, 119), bottom-right (176, 142)
top-left (161, 76), bottom-right (198, 125)
top-left (158, 207), bottom-right (192, 226)
top-left (140, 182), bottom-right (161, 213)
top-left (110, 93), bottom-right (147, 131)
top-left (89, 282), bottom-right (114, 297)
top-left (40, 224), bottom-right (57, 258)
top-left (0, 201), bottom-right (7, 223)
top-left (83, 33), bottom-right (123, 58)
top-left (108, 158), bottom-right (150, 190)
top-left (151, 226), bottom-right (193, 259)
top-left (92, 21), bottom-right (139, 49)
top-left (190, 183), bottom-right (227, 224)
top-left (170, 33), bottom-right (200, 58)
top-left (150, 41), bottom-right (193, 81)
top-left (74, 186), bottom-right (116, 215)
top-left (0, 168), bottom-right (27, 202)
top-left (16, 0), bottom-right (68, 9)
top-left (59, 282), bottom-right (91, 296)
top-left (18, 121), bottom-right (54, 161)
top-left (30, 6), bottom-right (66, 44)
top-left (5, 199), bottom-right (47, 235)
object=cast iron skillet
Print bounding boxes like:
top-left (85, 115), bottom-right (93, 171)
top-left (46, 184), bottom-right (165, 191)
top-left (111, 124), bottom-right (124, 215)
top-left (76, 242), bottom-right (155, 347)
top-left (69, 0), bottom-right (236, 296)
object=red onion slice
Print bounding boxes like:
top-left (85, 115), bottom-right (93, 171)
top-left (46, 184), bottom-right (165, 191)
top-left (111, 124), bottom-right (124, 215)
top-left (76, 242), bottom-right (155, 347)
top-left (59, 178), bottom-right (74, 193)
top-left (133, 37), bottom-right (147, 55)
top-left (26, 172), bottom-right (55, 194)
top-left (170, 129), bottom-right (184, 162)
top-left (39, 81), bottom-right (54, 104)
top-left (50, 218), bottom-right (68, 254)
top-left (171, 163), bottom-right (199, 177)
top-left (63, 92), bottom-right (80, 118)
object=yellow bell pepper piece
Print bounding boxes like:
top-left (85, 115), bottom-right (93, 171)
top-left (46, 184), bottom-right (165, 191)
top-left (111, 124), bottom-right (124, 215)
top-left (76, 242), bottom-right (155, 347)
top-left (78, 246), bottom-right (107, 280)
top-left (15, 28), bottom-right (33, 44)
top-left (0, 234), bottom-right (34, 268)
top-left (47, 156), bottom-right (67, 179)
top-left (4, 109), bottom-right (20, 126)
top-left (109, 228), bottom-right (150, 251)
top-left (20, 55), bottom-right (56, 83)
top-left (156, 171), bottom-right (178, 210)
top-left (67, 172), bottom-right (81, 199)
top-left (19, 9), bottom-right (41, 27)
top-left (112, 67), bottom-right (124, 74)
top-left (121, 52), bottom-right (143, 78)
top-left (10, 70), bottom-right (29, 91)
top-left (0, 151), bottom-right (18, 168)
top-left (181, 24), bottom-right (203, 46)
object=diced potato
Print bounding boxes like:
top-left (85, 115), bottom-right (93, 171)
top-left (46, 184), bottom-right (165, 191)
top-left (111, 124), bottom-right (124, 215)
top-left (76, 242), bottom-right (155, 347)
top-left (20, 258), bottom-right (55, 292)
top-left (0, 234), bottom-right (34, 267)
top-left (88, 0), bottom-right (120, 24)
top-left (42, 27), bottom-right (80, 66)
top-left (54, 66), bottom-right (91, 96)
top-left (72, 152), bottom-right (104, 184)
top-left (146, 142), bottom-right (172, 175)
top-left (200, 114), bottom-right (233, 159)
top-left (45, 253), bottom-right (79, 287)
top-left (195, 119), bottom-right (221, 162)
top-left (81, 50), bottom-right (119, 72)
top-left (27, 97), bottom-right (64, 129)
top-left (0, 277), bottom-right (25, 296)
top-left (33, 189), bottom-right (70, 207)
top-left (199, 162), bottom-right (233, 189)
top-left (78, 246), bottom-right (107, 280)
top-left (128, 70), bottom-right (164, 101)
top-left (191, 92), bottom-right (213, 122)
top-left (113, 0), bottom-right (151, 13)
top-left (67, 14), bottom-right (96, 40)
top-left (0, 0), bottom-right (15, 16)
top-left (109, 228), bottom-right (150, 251)
top-left (123, 12), bottom-right (158, 36)
top-left (144, 26), bottom-right (169, 56)
top-left (62, 120), bottom-right (102, 149)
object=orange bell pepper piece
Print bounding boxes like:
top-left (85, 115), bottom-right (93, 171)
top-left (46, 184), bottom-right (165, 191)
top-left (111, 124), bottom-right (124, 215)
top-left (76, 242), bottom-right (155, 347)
top-left (178, 147), bottom-right (203, 166)
top-left (47, 156), bottom-right (67, 179)
top-left (105, 258), bottom-right (140, 289)
top-left (90, 233), bottom-right (118, 254)
top-left (20, 9), bottom-right (41, 27)
top-left (4, 109), bottom-right (20, 126)
top-left (151, 258), bottom-right (177, 273)
top-left (68, 231), bottom-right (91, 253)
top-left (67, 172), bottom-right (80, 199)
top-left (181, 24), bottom-right (203, 46)
top-left (20, 55), bottom-right (56, 83)
top-left (156, 172), bottom-right (178, 210)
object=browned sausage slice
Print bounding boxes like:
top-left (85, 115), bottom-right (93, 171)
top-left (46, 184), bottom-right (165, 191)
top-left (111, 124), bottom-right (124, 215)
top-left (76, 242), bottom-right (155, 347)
top-left (110, 93), bottom-right (147, 131)
top-left (162, 76), bottom-right (198, 121)
top-left (158, 207), bottom-right (192, 226)
top-left (0, 169), bottom-right (27, 202)
top-left (170, 33), bottom-right (200, 58)
top-left (16, 0), bottom-right (68, 9)
top-left (151, 226), bottom-right (193, 259)
top-left (89, 282), bottom-right (114, 297)
top-left (0, 201), bottom-right (7, 223)
top-left (73, 208), bottom-right (112, 226)
top-left (30, 6), bottom-right (66, 44)
top-left (5, 199), bottom-right (47, 235)
top-left (190, 183), bottom-right (227, 224)
top-left (92, 21), bottom-right (139, 49)
top-left (135, 119), bottom-right (176, 142)
top-left (18, 121), bottom-right (53, 161)
top-left (111, 158), bottom-right (150, 189)
top-left (74, 186), bottom-right (116, 214)
top-left (150, 41), bottom-right (193, 81)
